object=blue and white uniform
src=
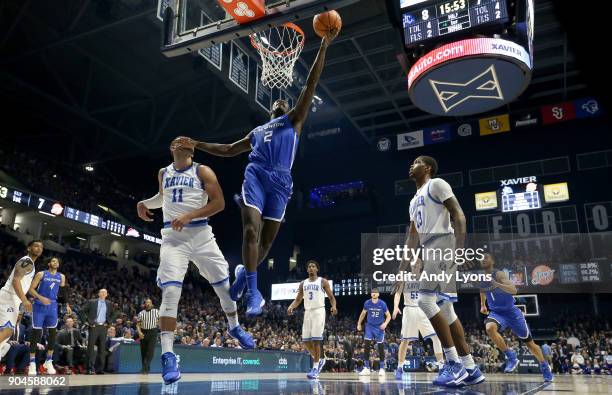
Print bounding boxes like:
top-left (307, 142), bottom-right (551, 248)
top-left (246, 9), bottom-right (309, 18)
top-left (301, 277), bottom-right (326, 342)
top-left (242, 114), bottom-right (298, 221)
top-left (484, 270), bottom-right (530, 339)
top-left (401, 281), bottom-right (436, 341)
top-left (32, 271), bottom-right (61, 329)
top-left (409, 178), bottom-right (457, 302)
top-left (0, 256), bottom-right (35, 330)
top-left (157, 162), bottom-right (230, 289)
top-left (363, 299), bottom-right (388, 343)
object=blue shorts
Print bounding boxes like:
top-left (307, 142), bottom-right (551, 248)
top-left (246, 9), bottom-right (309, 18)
top-left (364, 323), bottom-right (385, 343)
top-left (242, 163), bottom-right (292, 222)
top-left (486, 306), bottom-right (530, 339)
top-left (32, 303), bottom-right (58, 329)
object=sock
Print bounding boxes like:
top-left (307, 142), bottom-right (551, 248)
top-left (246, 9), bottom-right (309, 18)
top-left (30, 357), bottom-right (36, 363)
top-left (46, 355), bottom-right (53, 361)
top-left (226, 314), bottom-right (239, 330)
top-left (246, 271), bottom-right (258, 291)
top-left (365, 360), bottom-right (370, 369)
top-left (443, 347), bottom-right (460, 363)
top-left (505, 349), bottom-right (515, 358)
top-left (161, 331), bottom-right (174, 354)
top-left (460, 354), bottom-right (475, 369)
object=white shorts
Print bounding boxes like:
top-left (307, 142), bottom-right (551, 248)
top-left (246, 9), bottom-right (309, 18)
top-left (302, 307), bottom-right (325, 341)
top-left (157, 225), bottom-right (230, 289)
top-left (0, 291), bottom-right (19, 331)
top-left (401, 306), bottom-right (437, 341)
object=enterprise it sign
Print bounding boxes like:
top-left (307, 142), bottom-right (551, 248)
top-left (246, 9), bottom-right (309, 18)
top-left (212, 356), bottom-right (261, 366)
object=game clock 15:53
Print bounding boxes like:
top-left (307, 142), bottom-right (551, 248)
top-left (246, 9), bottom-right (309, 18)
top-left (438, 0), bottom-right (467, 15)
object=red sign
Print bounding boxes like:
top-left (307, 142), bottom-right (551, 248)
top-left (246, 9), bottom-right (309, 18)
top-left (541, 102), bottom-right (576, 125)
top-left (216, 0), bottom-right (265, 25)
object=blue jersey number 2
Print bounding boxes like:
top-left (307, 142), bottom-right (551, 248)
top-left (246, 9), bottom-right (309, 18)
top-left (264, 131), bottom-right (273, 143)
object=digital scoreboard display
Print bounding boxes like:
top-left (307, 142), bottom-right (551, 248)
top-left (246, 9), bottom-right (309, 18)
top-left (333, 278), bottom-right (370, 296)
top-left (401, 0), bottom-right (509, 47)
top-left (501, 190), bottom-right (541, 212)
top-left (558, 262), bottom-right (602, 284)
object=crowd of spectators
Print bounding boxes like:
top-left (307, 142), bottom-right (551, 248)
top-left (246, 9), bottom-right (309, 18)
top-left (1, 231), bottom-right (611, 376)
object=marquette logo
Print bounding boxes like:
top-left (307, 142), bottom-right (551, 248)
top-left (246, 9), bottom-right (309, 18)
top-left (479, 114), bottom-right (510, 136)
top-left (429, 65), bottom-right (504, 113)
top-left (543, 183), bottom-right (569, 203)
top-left (475, 191), bottom-right (498, 211)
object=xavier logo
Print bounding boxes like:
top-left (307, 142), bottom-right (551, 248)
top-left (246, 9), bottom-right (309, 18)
top-left (429, 65), bottom-right (504, 113)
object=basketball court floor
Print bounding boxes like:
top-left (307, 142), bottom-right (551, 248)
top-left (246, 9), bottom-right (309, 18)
top-left (1, 373), bottom-right (610, 394)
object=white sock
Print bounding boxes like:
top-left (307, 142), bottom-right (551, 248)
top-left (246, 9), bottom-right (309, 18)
top-left (161, 331), bottom-right (174, 354)
top-left (226, 314), bottom-right (239, 330)
top-left (460, 354), bottom-right (475, 369)
top-left (399, 360), bottom-right (406, 368)
top-left (443, 347), bottom-right (460, 363)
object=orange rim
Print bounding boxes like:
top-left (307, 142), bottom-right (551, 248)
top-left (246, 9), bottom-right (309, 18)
top-left (250, 22), bottom-right (305, 57)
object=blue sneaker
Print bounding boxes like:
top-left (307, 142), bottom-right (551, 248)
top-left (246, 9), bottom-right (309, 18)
top-left (395, 366), bottom-right (403, 380)
top-left (230, 264), bottom-right (247, 301)
top-left (307, 367), bottom-right (319, 379)
top-left (245, 289), bottom-right (265, 317)
top-left (161, 352), bottom-right (181, 385)
top-left (317, 358), bottom-right (326, 372)
top-left (432, 361), bottom-right (468, 387)
top-left (462, 366), bottom-right (485, 386)
top-left (504, 350), bottom-right (519, 373)
top-left (228, 325), bottom-right (255, 349)
top-left (541, 362), bottom-right (553, 382)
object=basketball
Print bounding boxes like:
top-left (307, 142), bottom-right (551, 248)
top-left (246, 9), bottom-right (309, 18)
top-left (313, 10), bottom-right (342, 38)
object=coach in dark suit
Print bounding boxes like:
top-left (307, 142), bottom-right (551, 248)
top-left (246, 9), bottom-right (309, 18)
top-left (80, 289), bottom-right (117, 374)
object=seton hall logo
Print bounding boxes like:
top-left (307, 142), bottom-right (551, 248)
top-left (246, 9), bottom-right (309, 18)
top-left (429, 65), bottom-right (504, 113)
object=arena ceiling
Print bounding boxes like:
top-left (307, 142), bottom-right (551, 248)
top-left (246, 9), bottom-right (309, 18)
top-left (0, 0), bottom-right (593, 169)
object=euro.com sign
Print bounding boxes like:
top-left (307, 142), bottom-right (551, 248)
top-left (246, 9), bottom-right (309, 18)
top-left (271, 280), bottom-right (334, 301)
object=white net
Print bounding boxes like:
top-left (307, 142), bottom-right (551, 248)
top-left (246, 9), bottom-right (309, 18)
top-left (250, 23), bottom-right (305, 89)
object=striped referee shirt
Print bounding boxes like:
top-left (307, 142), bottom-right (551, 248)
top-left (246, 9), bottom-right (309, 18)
top-left (137, 308), bottom-right (160, 330)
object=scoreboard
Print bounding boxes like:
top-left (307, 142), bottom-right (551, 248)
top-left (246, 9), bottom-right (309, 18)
top-left (501, 190), bottom-right (541, 212)
top-left (558, 262), bottom-right (602, 284)
top-left (0, 184), bottom-right (64, 216)
top-left (1, 184), bottom-right (160, 245)
top-left (401, 0), bottom-right (509, 47)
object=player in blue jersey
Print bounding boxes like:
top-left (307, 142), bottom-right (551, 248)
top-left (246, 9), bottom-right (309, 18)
top-left (27, 257), bottom-right (71, 375)
top-left (175, 29), bottom-right (339, 317)
top-left (479, 253), bottom-right (553, 382)
top-left (356, 288), bottom-right (391, 376)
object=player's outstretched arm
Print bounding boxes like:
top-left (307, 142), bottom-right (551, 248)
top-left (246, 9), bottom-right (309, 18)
top-left (12, 258), bottom-right (33, 313)
top-left (28, 272), bottom-right (51, 305)
top-left (176, 135), bottom-right (252, 157)
top-left (289, 31), bottom-right (338, 134)
top-left (137, 168), bottom-right (165, 221)
top-left (287, 281), bottom-right (305, 315)
top-left (171, 165), bottom-right (226, 231)
top-left (322, 279), bottom-right (337, 315)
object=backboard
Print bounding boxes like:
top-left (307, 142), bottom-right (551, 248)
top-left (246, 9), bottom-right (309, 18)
top-left (160, 0), bottom-right (358, 57)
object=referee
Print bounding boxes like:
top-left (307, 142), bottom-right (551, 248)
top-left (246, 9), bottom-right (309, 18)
top-left (136, 299), bottom-right (159, 374)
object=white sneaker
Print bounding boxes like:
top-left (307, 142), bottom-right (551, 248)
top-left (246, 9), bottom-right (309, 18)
top-left (0, 342), bottom-right (10, 359)
top-left (379, 368), bottom-right (386, 376)
top-left (359, 367), bottom-right (371, 376)
top-left (28, 361), bottom-right (37, 376)
top-left (44, 359), bottom-right (56, 374)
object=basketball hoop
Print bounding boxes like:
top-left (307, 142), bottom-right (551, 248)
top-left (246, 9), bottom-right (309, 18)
top-left (250, 23), bottom-right (305, 89)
